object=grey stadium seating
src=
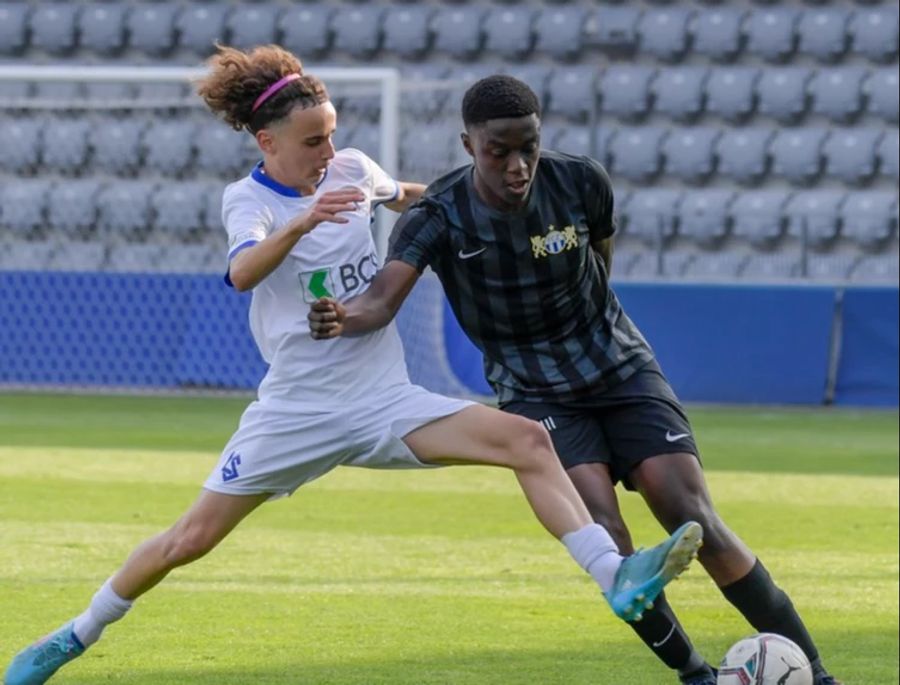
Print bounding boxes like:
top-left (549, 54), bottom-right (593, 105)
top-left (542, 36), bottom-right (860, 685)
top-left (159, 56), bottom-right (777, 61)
top-left (809, 68), bottom-right (866, 122)
top-left (151, 182), bottom-right (209, 239)
top-left (176, 3), bottom-right (227, 56)
top-left (0, 3), bottom-right (28, 54)
top-left (600, 66), bottom-right (655, 120)
top-left (96, 181), bottom-right (155, 239)
top-left (636, 7), bottom-right (693, 62)
top-left (784, 191), bottom-right (844, 246)
top-left (42, 118), bottom-right (92, 175)
top-left (877, 131), bottom-right (900, 179)
top-left (865, 69), bottom-right (900, 122)
top-left (840, 191), bottom-right (898, 247)
top-left (547, 66), bottom-right (597, 121)
top-left (79, 2), bottom-right (127, 55)
top-left (621, 189), bottom-right (681, 245)
top-left (0, 117), bottom-right (42, 175)
top-left (745, 7), bottom-right (798, 62)
top-left (590, 6), bottom-right (641, 50)
top-left (332, 5), bottom-right (384, 58)
top-left (609, 127), bottom-right (668, 181)
top-left (30, 3), bottom-right (78, 55)
top-left (383, 5), bottom-right (434, 59)
top-left (651, 67), bottom-right (708, 121)
top-left (484, 6), bottom-right (536, 60)
top-left (278, 5), bottom-right (333, 57)
top-left (661, 127), bottom-right (720, 182)
top-left (0, 180), bottom-right (51, 237)
top-left (226, 5), bottom-right (279, 50)
top-left (535, 6), bottom-right (588, 61)
top-left (849, 5), bottom-right (899, 63)
top-left (706, 68), bottom-right (760, 121)
top-left (757, 68), bottom-right (812, 122)
top-left (731, 190), bottom-right (791, 246)
top-left (127, 3), bottom-right (178, 55)
top-left (797, 7), bottom-right (851, 62)
top-left (678, 190), bottom-right (735, 245)
top-left (141, 120), bottom-right (197, 176)
top-left (692, 7), bottom-right (745, 62)
top-left (432, 6), bottom-right (486, 60)
top-left (48, 180), bottom-right (102, 239)
top-left (850, 255), bottom-right (900, 284)
top-left (823, 128), bottom-right (883, 184)
top-left (716, 127), bottom-right (775, 184)
top-left (90, 118), bottom-right (146, 176)
top-left (770, 128), bottom-right (828, 184)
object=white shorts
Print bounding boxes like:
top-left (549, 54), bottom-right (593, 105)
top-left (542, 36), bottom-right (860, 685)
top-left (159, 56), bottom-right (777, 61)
top-left (204, 383), bottom-right (475, 499)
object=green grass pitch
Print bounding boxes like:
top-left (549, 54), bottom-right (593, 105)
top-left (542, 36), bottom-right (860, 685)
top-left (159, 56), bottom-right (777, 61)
top-left (0, 393), bottom-right (897, 684)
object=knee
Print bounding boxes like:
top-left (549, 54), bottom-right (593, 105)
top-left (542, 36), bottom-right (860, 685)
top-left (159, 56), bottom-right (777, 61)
top-left (669, 498), bottom-right (733, 555)
top-left (501, 417), bottom-right (556, 469)
top-left (161, 525), bottom-right (218, 567)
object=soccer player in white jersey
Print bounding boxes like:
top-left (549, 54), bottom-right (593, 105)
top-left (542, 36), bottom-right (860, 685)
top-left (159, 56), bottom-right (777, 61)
top-left (5, 45), bottom-right (702, 685)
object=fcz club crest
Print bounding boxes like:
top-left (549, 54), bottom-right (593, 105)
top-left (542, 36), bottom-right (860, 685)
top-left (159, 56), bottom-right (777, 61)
top-left (531, 225), bottom-right (578, 258)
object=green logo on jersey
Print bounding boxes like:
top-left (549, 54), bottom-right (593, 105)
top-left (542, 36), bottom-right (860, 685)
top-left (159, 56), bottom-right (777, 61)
top-left (300, 269), bottom-right (334, 303)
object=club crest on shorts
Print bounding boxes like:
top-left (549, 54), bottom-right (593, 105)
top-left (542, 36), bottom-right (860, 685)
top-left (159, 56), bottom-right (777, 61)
top-left (221, 452), bottom-right (241, 482)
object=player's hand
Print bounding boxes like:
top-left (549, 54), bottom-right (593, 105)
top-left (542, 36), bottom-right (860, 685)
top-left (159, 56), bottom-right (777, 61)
top-left (290, 188), bottom-right (365, 236)
top-left (308, 297), bottom-right (346, 339)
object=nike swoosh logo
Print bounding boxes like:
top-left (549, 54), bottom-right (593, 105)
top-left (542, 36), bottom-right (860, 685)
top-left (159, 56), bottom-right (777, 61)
top-left (458, 247), bottom-right (486, 260)
top-left (665, 431), bottom-right (691, 443)
top-left (652, 625), bottom-right (676, 648)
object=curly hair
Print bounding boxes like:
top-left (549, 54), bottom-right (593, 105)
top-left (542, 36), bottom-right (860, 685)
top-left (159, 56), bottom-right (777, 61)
top-left (197, 44), bottom-right (329, 133)
top-left (462, 75), bottom-right (541, 128)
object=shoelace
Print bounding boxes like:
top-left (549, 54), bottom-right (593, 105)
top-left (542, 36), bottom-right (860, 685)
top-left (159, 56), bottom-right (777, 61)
top-left (32, 634), bottom-right (78, 668)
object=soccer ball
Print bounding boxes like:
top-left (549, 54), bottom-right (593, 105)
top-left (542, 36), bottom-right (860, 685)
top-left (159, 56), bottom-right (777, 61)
top-left (717, 633), bottom-right (813, 685)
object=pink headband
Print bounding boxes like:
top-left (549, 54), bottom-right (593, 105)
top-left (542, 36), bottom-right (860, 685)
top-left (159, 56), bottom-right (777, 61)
top-left (251, 74), bottom-right (301, 113)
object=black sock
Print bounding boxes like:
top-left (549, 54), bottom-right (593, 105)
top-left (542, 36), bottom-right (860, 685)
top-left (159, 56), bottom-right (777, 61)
top-left (720, 559), bottom-right (820, 664)
top-left (626, 590), bottom-right (706, 674)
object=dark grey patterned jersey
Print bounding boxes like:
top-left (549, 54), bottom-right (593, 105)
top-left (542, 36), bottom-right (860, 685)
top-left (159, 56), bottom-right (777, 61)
top-left (388, 150), bottom-right (655, 404)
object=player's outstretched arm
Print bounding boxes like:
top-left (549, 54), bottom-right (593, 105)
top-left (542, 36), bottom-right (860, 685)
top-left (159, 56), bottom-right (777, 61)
top-left (308, 260), bottom-right (421, 339)
top-left (383, 182), bottom-right (427, 213)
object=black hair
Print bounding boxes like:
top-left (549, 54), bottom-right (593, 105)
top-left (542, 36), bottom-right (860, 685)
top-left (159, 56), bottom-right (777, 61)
top-left (461, 75), bottom-right (541, 128)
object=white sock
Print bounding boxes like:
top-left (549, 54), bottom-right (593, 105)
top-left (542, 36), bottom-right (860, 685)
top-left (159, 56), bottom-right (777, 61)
top-left (562, 523), bottom-right (624, 593)
top-left (72, 579), bottom-right (134, 647)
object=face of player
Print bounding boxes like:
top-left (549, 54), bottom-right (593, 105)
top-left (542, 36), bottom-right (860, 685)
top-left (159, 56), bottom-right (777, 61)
top-left (462, 114), bottom-right (541, 212)
top-left (256, 101), bottom-right (337, 194)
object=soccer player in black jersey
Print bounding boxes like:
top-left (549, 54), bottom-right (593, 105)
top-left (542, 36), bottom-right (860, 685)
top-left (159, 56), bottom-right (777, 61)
top-left (308, 75), bottom-right (841, 685)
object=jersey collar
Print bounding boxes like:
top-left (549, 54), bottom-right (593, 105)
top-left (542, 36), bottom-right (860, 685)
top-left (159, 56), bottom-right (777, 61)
top-left (250, 161), bottom-right (328, 198)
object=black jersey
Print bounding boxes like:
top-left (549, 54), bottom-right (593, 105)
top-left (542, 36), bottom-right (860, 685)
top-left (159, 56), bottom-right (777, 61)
top-left (388, 150), bottom-right (655, 403)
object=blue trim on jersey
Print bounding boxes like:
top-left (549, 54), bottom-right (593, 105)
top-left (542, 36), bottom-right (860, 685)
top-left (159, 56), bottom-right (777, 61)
top-left (250, 161), bottom-right (329, 198)
top-left (223, 240), bottom-right (259, 288)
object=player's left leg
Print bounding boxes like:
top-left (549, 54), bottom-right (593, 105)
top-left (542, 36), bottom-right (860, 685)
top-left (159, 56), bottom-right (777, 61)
top-left (629, 452), bottom-right (841, 685)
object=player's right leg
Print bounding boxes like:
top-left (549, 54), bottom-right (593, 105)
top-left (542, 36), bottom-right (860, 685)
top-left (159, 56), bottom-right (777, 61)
top-left (4, 489), bottom-right (268, 685)
top-left (401, 404), bottom-right (703, 623)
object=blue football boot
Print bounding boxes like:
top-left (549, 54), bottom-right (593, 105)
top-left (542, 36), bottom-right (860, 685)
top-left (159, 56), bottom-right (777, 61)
top-left (605, 521), bottom-right (703, 622)
top-left (4, 623), bottom-right (85, 685)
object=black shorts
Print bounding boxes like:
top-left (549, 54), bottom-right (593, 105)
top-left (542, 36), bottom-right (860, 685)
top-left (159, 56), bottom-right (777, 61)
top-left (500, 360), bottom-right (700, 490)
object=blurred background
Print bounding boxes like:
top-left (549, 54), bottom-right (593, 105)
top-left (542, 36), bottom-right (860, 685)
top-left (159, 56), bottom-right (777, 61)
top-left (0, 0), bottom-right (897, 407)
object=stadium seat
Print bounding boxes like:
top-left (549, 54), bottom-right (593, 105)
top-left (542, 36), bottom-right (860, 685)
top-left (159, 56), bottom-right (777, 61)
top-left (549, 125), bottom-right (588, 160)
top-left (33, 81), bottom-right (82, 102)
top-left (757, 68), bottom-right (812, 122)
top-left (400, 124), bottom-right (454, 178)
top-left (157, 244), bottom-right (221, 275)
top-left (877, 131), bottom-right (899, 179)
top-left (621, 189), bottom-right (681, 245)
top-left (797, 7), bottom-right (850, 61)
top-left (30, 3), bottom-right (77, 54)
top-left (90, 118), bottom-right (145, 176)
top-left (97, 181), bottom-right (155, 239)
top-left (432, 6), bottom-right (486, 59)
top-left (42, 118), bottom-right (91, 175)
top-left (0, 81), bottom-right (30, 106)
top-left (692, 7), bottom-right (745, 61)
top-left (683, 252), bottom-right (748, 281)
top-left (609, 127), bottom-right (667, 181)
top-left (652, 68), bottom-right (708, 121)
top-left (784, 191), bottom-right (843, 246)
top-left (865, 69), bottom-right (900, 123)
top-left (347, 123), bottom-right (380, 162)
top-left (745, 7), bottom-right (798, 62)
top-left (85, 82), bottom-right (133, 103)
top-left (204, 184), bottom-right (225, 233)
top-left (152, 182), bottom-right (208, 239)
top-left (535, 6), bottom-right (588, 60)
top-left (599, 66), bottom-right (655, 120)
top-left (383, 5), bottom-right (434, 58)
top-left (678, 190), bottom-right (735, 245)
top-left (176, 3), bottom-right (227, 56)
top-left (332, 6), bottom-right (384, 58)
top-left (805, 254), bottom-right (858, 283)
top-left (547, 66), bottom-right (598, 121)
top-left (0, 3), bottom-right (28, 54)
top-left (48, 242), bottom-right (107, 272)
top-left (226, 4), bottom-right (278, 50)
top-left (590, 6), bottom-right (641, 49)
top-left (741, 253), bottom-right (802, 281)
top-left (809, 68), bottom-right (866, 122)
top-left (106, 244), bottom-right (165, 273)
top-left (48, 180), bottom-right (102, 239)
top-left (637, 7), bottom-right (693, 61)
top-left (79, 2), bottom-right (126, 55)
top-left (1, 241), bottom-right (56, 271)
top-left (849, 5), bottom-right (899, 63)
top-left (0, 180), bottom-right (51, 237)
top-left (771, 128), bottom-right (828, 184)
top-left (716, 127), bottom-right (774, 184)
top-left (706, 68), bottom-right (760, 121)
top-left (127, 3), bottom-right (178, 55)
top-left (194, 125), bottom-right (251, 176)
top-left (400, 65), bottom-right (451, 121)
top-left (484, 6), bottom-right (536, 59)
top-left (840, 191), bottom-right (898, 247)
top-left (0, 117), bottom-right (42, 174)
top-left (850, 255), bottom-right (899, 284)
top-left (278, 5), bottom-right (333, 57)
top-left (662, 127), bottom-right (721, 182)
top-left (142, 120), bottom-right (196, 176)
top-left (593, 128), bottom-right (616, 167)
top-left (731, 190), bottom-right (791, 246)
top-left (823, 128), bottom-right (882, 184)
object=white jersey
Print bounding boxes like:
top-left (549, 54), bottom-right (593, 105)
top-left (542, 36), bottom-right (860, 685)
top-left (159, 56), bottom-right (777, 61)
top-left (222, 148), bottom-right (409, 409)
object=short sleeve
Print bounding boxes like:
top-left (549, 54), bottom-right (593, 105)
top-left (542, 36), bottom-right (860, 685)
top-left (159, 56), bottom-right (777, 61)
top-left (222, 187), bottom-right (273, 260)
top-left (581, 157), bottom-right (616, 242)
top-left (346, 148), bottom-right (400, 208)
top-left (387, 201), bottom-right (447, 273)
